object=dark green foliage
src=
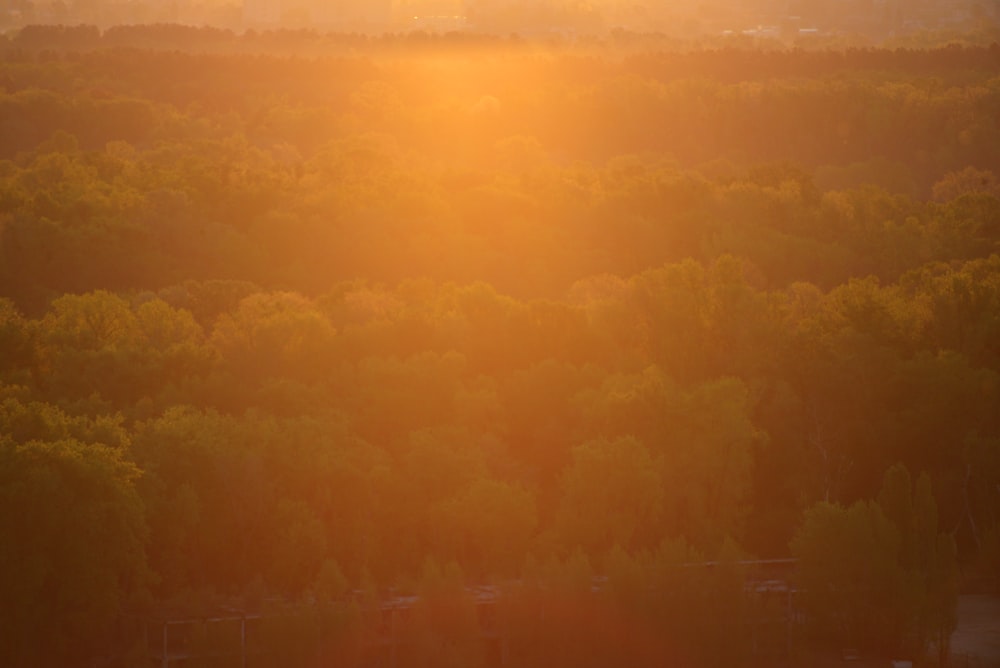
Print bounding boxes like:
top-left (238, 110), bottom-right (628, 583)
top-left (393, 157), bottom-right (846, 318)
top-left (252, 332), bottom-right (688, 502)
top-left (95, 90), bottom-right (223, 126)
top-left (0, 437), bottom-right (148, 667)
top-left (792, 465), bottom-right (958, 657)
top-left (1, 34), bottom-right (998, 667)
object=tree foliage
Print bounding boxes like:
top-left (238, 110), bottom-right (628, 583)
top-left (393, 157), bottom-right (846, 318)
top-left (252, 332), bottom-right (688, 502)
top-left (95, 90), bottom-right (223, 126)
top-left (1, 33), bottom-right (997, 667)
top-left (792, 464), bottom-right (958, 657)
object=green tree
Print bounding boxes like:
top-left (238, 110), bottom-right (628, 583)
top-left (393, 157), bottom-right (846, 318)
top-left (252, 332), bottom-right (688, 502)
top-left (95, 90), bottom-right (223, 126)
top-left (439, 477), bottom-right (538, 578)
top-left (556, 436), bottom-right (664, 554)
top-left (0, 396), bottom-right (130, 448)
top-left (131, 407), bottom-right (274, 594)
top-left (0, 437), bottom-right (148, 667)
top-left (791, 499), bottom-right (904, 653)
top-left (36, 291), bottom-right (209, 408)
top-left (210, 290), bottom-right (337, 384)
top-left (792, 464), bottom-right (958, 658)
top-left (582, 367), bottom-right (759, 547)
top-left (0, 298), bottom-right (34, 382)
top-left (404, 559), bottom-right (485, 668)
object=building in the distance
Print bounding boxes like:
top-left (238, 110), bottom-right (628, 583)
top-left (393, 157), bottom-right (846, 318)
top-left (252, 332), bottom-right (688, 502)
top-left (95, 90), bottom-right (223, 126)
top-left (243, 0), bottom-right (393, 30)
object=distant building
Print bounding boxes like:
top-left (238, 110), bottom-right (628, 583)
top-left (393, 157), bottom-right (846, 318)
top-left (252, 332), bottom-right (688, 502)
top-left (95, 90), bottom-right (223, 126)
top-left (243, 0), bottom-right (392, 30)
top-left (243, 0), bottom-right (281, 26)
top-left (408, 14), bottom-right (467, 31)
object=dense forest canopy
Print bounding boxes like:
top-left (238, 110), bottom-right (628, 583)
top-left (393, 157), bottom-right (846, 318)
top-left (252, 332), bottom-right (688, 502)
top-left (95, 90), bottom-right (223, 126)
top-left (0, 25), bottom-right (998, 668)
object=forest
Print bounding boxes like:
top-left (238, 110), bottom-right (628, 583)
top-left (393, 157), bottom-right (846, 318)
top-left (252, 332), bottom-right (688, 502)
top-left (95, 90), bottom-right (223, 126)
top-left (0, 24), bottom-right (999, 668)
